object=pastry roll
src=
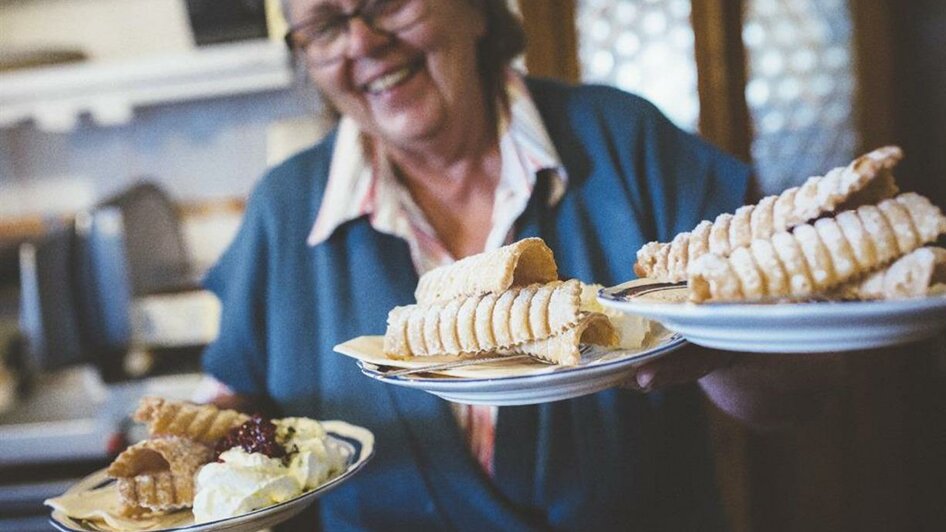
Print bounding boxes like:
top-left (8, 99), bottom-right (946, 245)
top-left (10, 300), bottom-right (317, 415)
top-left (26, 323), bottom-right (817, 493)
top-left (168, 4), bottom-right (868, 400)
top-left (793, 224), bottom-right (837, 291)
top-left (511, 312), bottom-right (618, 366)
top-left (840, 247), bottom-right (946, 300)
top-left (834, 210), bottom-right (878, 270)
top-left (635, 146), bottom-right (903, 282)
top-left (748, 238), bottom-right (789, 296)
top-left (708, 214), bottom-right (734, 256)
top-left (414, 237), bottom-right (558, 304)
top-left (133, 398), bottom-right (249, 446)
top-left (814, 216), bottom-right (858, 281)
top-left (107, 436), bottom-right (213, 513)
top-left (385, 280), bottom-right (582, 357)
top-left (688, 193), bottom-right (946, 302)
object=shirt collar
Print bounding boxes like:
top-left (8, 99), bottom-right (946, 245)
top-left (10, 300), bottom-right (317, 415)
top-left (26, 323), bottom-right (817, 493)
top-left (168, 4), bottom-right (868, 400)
top-left (307, 71), bottom-right (567, 247)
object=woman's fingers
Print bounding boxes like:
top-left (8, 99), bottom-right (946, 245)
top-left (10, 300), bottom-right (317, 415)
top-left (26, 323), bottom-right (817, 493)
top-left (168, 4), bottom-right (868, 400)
top-left (632, 348), bottom-right (735, 391)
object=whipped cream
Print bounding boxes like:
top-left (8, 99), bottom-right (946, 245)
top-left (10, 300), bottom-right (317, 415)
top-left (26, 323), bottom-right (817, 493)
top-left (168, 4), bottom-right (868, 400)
top-left (193, 418), bottom-right (347, 523)
top-left (275, 417), bottom-right (347, 490)
top-left (581, 283), bottom-right (654, 348)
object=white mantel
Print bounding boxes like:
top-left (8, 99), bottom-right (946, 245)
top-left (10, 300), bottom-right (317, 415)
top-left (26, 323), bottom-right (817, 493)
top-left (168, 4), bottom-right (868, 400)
top-left (0, 39), bottom-right (293, 133)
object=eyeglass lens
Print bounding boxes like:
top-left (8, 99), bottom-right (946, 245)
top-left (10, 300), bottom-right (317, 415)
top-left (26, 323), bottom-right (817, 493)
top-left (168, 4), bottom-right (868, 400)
top-left (289, 0), bottom-right (427, 63)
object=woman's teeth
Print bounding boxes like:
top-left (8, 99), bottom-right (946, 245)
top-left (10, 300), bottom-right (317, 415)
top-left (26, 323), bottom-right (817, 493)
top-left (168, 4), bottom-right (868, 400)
top-left (365, 66), bottom-right (415, 94)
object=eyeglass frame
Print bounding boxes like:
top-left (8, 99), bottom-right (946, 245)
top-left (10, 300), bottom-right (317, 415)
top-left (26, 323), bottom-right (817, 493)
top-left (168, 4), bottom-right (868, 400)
top-left (283, 0), bottom-right (428, 66)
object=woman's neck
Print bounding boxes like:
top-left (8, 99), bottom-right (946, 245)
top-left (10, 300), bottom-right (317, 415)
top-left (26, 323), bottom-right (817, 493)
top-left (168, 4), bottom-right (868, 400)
top-left (372, 93), bottom-right (504, 258)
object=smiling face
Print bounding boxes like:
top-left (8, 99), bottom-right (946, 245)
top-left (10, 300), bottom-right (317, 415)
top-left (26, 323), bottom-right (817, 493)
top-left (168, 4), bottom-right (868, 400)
top-left (287, 0), bottom-right (488, 152)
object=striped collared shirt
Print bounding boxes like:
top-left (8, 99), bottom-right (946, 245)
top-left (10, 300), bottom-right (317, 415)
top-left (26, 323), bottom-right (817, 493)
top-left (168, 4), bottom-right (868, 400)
top-left (307, 71), bottom-right (567, 266)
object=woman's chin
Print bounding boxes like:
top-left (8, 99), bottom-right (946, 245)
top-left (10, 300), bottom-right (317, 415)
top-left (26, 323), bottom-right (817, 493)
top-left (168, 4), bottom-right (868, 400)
top-left (376, 114), bottom-right (443, 146)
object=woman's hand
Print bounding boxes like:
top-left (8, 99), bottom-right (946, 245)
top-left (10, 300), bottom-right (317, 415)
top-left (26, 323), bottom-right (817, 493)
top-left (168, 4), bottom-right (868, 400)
top-left (631, 345), bottom-right (735, 391)
top-left (627, 345), bottom-right (848, 430)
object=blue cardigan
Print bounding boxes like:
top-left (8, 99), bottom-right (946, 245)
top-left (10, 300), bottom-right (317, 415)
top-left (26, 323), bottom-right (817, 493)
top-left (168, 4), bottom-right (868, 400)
top-left (203, 77), bottom-right (750, 531)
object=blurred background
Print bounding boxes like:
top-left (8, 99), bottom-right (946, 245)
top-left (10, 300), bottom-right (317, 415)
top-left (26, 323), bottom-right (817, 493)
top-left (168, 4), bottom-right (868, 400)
top-left (0, 0), bottom-right (943, 530)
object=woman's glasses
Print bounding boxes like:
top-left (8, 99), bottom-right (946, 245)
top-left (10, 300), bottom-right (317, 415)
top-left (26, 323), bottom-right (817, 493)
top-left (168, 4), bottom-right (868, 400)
top-left (284, 0), bottom-right (429, 66)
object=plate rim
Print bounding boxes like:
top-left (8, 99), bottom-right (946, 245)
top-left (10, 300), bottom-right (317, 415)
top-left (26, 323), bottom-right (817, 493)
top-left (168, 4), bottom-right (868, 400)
top-left (49, 422), bottom-right (374, 532)
top-left (597, 281), bottom-right (946, 321)
top-left (358, 335), bottom-right (686, 390)
top-left (596, 281), bottom-right (946, 353)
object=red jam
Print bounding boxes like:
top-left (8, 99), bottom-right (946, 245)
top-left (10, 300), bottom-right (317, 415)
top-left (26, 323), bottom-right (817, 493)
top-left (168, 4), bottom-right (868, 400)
top-left (214, 416), bottom-right (286, 461)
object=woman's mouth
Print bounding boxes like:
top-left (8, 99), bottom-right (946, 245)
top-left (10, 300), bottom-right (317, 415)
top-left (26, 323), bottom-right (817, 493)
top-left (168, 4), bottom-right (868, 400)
top-left (362, 61), bottom-right (423, 95)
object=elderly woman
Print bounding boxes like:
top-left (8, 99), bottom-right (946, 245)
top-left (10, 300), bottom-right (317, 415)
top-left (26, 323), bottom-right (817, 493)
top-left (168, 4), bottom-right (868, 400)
top-left (203, 0), bottom-right (840, 529)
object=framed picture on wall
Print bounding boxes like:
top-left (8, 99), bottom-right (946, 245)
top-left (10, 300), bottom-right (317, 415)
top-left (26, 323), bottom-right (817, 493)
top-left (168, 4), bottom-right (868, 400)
top-left (185, 0), bottom-right (268, 46)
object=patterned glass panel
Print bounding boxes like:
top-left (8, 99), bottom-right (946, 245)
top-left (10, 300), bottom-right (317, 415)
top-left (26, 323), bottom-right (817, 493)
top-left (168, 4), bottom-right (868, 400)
top-left (744, 0), bottom-right (859, 194)
top-left (576, 0), bottom-right (700, 131)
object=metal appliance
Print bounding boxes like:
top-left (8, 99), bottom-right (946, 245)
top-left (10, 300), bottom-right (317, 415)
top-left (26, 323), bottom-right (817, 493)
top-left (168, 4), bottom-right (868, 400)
top-left (0, 183), bottom-right (213, 529)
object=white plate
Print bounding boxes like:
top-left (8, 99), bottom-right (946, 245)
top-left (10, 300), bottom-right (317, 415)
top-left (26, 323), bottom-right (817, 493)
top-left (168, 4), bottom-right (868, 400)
top-left (597, 281), bottom-right (946, 353)
top-left (49, 421), bottom-right (374, 532)
top-left (336, 335), bottom-right (686, 406)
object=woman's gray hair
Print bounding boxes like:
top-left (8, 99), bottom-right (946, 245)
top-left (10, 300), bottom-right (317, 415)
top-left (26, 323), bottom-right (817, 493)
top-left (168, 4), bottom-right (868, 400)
top-left (474, 0), bottom-right (527, 110)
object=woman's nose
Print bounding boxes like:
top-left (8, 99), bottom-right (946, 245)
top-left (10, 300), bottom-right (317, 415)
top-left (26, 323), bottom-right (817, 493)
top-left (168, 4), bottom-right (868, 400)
top-left (344, 17), bottom-right (392, 58)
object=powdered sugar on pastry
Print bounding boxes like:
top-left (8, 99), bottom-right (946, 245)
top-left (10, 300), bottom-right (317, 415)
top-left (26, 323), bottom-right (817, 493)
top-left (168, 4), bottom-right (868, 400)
top-left (513, 313), bottom-right (617, 366)
top-left (133, 398), bottom-right (249, 446)
top-left (838, 247), bottom-right (946, 300)
top-left (414, 237), bottom-right (558, 304)
top-left (634, 146), bottom-right (903, 282)
top-left (107, 436), bottom-right (213, 513)
top-left (688, 193), bottom-right (946, 302)
top-left (384, 280), bottom-right (582, 357)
